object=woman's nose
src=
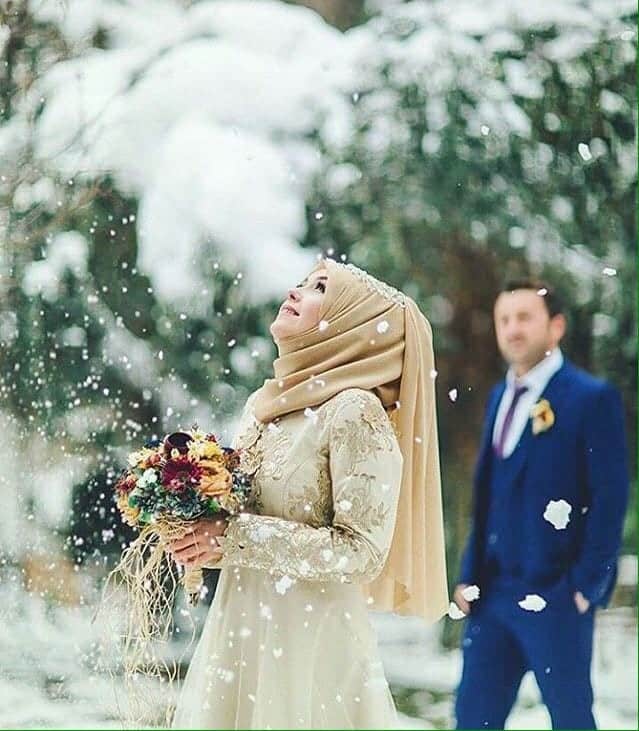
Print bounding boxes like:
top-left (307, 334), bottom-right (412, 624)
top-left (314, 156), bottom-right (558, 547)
top-left (287, 288), bottom-right (301, 301)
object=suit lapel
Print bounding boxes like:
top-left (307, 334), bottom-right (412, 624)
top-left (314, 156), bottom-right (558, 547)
top-left (476, 383), bottom-right (506, 479)
top-left (509, 361), bottom-right (571, 483)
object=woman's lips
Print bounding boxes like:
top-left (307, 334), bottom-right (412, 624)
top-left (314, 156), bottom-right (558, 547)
top-left (280, 305), bottom-right (299, 316)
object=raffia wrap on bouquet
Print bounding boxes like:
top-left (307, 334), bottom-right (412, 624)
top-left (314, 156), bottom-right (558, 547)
top-left (93, 429), bottom-right (251, 725)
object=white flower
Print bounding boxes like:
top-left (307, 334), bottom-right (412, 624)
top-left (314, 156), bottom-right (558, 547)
top-left (461, 585), bottom-right (480, 602)
top-left (543, 499), bottom-right (572, 530)
top-left (142, 468), bottom-right (157, 483)
top-left (518, 594), bottom-right (547, 612)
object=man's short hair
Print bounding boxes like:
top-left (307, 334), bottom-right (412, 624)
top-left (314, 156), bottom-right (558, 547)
top-left (499, 279), bottom-right (564, 318)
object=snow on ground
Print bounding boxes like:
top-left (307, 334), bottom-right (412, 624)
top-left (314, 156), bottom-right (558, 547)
top-left (0, 571), bottom-right (635, 729)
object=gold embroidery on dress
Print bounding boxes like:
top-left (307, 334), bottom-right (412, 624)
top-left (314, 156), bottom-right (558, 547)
top-left (218, 388), bottom-right (400, 584)
top-left (336, 474), bottom-right (390, 534)
top-left (329, 394), bottom-right (396, 476)
top-left (234, 411), bottom-right (291, 514)
top-left (284, 464), bottom-right (333, 527)
top-left (220, 513), bottom-right (381, 583)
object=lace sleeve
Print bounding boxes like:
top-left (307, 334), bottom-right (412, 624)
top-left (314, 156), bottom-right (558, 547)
top-left (216, 390), bottom-right (403, 584)
top-left (230, 390), bottom-right (260, 449)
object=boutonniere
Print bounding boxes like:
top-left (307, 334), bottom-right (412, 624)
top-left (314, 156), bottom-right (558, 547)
top-left (531, 399), bottom-right (555, 435)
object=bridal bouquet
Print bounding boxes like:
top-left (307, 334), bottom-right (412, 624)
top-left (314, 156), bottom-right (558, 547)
top-left (96, 427), bottom-right (251, 726)
top-left (113, 428), bottom-right (251, 604)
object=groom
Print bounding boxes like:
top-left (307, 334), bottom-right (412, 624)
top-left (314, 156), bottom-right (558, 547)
top-left (454, 281), bottom-right (629, 730)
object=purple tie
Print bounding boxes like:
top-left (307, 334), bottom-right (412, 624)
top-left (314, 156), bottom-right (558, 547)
top-left (494, 384), bottom-right (528, 458)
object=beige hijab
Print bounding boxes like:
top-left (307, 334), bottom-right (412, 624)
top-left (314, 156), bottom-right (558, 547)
top-left (253, 258), bottom-right (449, 623)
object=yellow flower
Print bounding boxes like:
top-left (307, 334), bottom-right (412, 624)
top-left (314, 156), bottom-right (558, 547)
top-left (198, 465), bottom-right (233, 498)
top-left (189, 428), bottom-right (208, 442)
top-left (188, 439), bottom-right (223, 461)
top-left (531, 399), bottom-right (555, 435)
top-left (127, 447), bottom-right (155, 468)
top-left (117, 493), bottom-right (141, 526)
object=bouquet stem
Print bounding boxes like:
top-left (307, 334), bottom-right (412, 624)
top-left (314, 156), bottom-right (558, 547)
top-left (183, 566), bottom-right (204, 605)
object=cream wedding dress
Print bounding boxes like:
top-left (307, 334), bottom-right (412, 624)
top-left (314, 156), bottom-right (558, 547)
top-left (171, 388), bottom-right (403, 729)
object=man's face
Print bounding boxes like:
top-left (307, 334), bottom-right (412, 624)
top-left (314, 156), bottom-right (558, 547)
top-left (494, 289), bottom-right (565, 374)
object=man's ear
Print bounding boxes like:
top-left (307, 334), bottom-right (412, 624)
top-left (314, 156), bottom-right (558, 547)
top-left (550, 313), bottom-right (567, 343)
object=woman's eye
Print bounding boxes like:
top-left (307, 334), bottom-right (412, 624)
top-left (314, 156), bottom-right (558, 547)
top-left (315, 281), bottom-right (326, 293)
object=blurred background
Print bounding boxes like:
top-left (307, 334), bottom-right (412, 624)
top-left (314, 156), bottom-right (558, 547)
top-left (0, 0), bottom-right (636, 728)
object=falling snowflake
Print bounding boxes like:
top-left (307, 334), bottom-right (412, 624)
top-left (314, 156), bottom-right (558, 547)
top-left (336, 556), bottom-right (349, 571)
top-left (430, 369), bottom-right (438, 379)
top-left (602, 267), bottom-right (617, 277)
top-left (252, 524), bottom-right (278, 543)
top-left (318, 319), bottom-right (329, 332)
top-left (461, 585), bottom-right (480, 602)
top-left (448, 388), bottom-right (458, 402)
top-left (304, 407), bottom-right (319, 425)
top-left (448, 602), bottom-right (466, 620)
top-left (376, 320), bottom-right (389, 334)
top-left (338, 499), bottom-right (352, 512)
top-left (543, 499), bottom-right (572, 530)
top-left (518, 594), bottom-right (547, 612)
top-left (272, 647), bottom-right (283, 659)
top-left (578, 143), bottom-right (592, 161)
top-left (274, 574), bottom-right (295, 595)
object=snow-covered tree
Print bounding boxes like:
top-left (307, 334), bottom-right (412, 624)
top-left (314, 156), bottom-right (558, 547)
top-left (0, 0), bottom-right (635, 580)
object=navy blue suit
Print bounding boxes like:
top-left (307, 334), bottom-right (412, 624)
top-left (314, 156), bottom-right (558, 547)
top-left (455, 361), bottom-right (629, 729)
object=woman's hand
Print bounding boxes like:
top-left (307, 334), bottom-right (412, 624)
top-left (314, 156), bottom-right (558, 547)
top-left (168, 517), bottom-right (228, 569)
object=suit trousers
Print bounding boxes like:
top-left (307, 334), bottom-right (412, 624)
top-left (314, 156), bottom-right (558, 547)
top-left (455, 576), bottom-right (596, 730)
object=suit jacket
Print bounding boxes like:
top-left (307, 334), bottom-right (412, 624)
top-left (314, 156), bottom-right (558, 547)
top-left (458, 360), bottom-right (629, 607)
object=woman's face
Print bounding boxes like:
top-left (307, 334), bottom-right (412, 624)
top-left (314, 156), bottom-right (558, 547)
top-left (270, 267), bottom-right (328, 343)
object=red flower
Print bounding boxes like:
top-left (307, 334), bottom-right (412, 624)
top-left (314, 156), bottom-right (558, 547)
top-left (116, 474), bottom-right (137, 495)
top-left (161, 457), bottom-right (203, 492)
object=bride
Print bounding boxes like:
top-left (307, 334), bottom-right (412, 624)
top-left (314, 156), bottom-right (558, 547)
top-left (168, 258), bottom-right (449, 729)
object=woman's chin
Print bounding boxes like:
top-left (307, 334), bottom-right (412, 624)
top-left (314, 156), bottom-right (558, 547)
top-left (269, 320), bottom-right (289, 341)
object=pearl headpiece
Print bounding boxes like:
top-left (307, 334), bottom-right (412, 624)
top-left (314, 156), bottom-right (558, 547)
top-left (337, 262), bottom-right (406, 308)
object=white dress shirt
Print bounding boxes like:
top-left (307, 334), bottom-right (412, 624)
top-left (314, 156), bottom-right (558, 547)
top-left (492, 348), bottom-right (564, 458)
